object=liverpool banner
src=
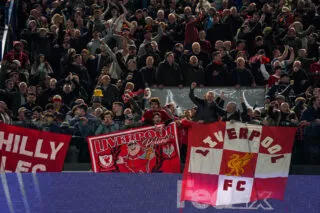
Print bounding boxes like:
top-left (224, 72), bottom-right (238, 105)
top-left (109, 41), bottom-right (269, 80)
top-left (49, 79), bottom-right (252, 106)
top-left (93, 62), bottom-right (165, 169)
top-left (0, 123), bottom-right (71, 172)
top-left (181, 122), bottom-right (297, 206)
top-left (87, 123), bottom-right (180, 173)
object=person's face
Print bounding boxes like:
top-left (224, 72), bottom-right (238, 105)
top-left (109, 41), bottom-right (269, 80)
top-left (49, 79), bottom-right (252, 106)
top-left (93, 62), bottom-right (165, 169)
top-left (19, 83), bottom-right (28, 94)
top-left (112, 104), bottom-right (121, 113)
top-left (153, 115), bottom-right (162, 124)
top-left (19, 111), bottom-right (25, 120)
top-left (104, 114), bottom-right (113, 123)
top-left (157, 11), bottom-right (164, 19)
top-left (28, 86), bottom-right (36, 94)
top-left (190, 56), bottom-right (198, 65)
top-left (168, 15), bottom-right (175, 24)
top-left (237, 59), bottom-right (245, 68)
top-left (63, 84), bottom-right (72, 93)
top-left (33, 111), bottom-right (40, 120)
top-left (275, 68), bottom-right (281, 75)
top-left (280, 103), bottom-right (290, 113)
top-left (231, 8), bottom-right (237, 16)
top-left (27, 95), bottom-right (36, 103)
top-left (36, 86), bottom-right (43, 95)
top-left (128, 143), bottom-right (141, 156)
top-left (144, 89), bottom-right (151, 96)
top-left (184, 110), bottom-right (191, 117)
top-left (167, 54), bottom-right (175, 64)
top-left (50, 80), bottom-right (56, 89)
top-left (184, 8), bottom-right (191, 16)
top-left (129, 48), bottom-right (137, 55)
top-left (145, 32), bottom-right (152, 40)
top-left (253, 14), bottom-right (260, 22)
top-left (199, 31), bottom-right (206, 40)
top-left (288, 29), bottom-right (296, 37)
top-left (116, 80), bottom-right (122, 88)
top-left (226, 103), bottom-right (235, 113)
top-left (214, 53), bottom-right (222, 62)
top-left (150, 102), bottom-right (159, 110)
top-left (247, 108), bottom-right (253, 117)
top-left (128, 61), bottom-right (137, 70)
top-left (76, 56), bottom-right (82, 64)
top-left (102, 76), bottom-right (111, 85)
top-left (125, 83), bottom-right (134, 91)
top-left (192, 44), bottom-right (201, 54)
top-left (74, 30), bottom-right (81, 38)
top-left (29, 22), bottom-right (36, 29)
top-left (213, 15), bottom-right (219, 23)
top-left (146, 57), bottom-right (154, 67)
top-left (6, 81), bottom-right (14, 90)
top-left (39, 55), bottom-right (45, 62)
top-left (206, 92), bottom-right (214, 103)
top-left (215, 41), bottom-right (223, 50)
top-left (243, 25), bottom-right (250, 33)
top-left (280, 76), bottom-right (290, 84)
top-left (223, 42), bottom-right (231, 50)
top-left (14, 44), bottom-right (22, 52)
top-left (256, 40), bottom-right (263, 46)
top-left (0, 102), bottom-right (8, 111)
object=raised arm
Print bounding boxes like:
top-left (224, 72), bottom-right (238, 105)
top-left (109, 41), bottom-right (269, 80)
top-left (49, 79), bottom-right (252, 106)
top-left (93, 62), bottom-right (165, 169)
top-left (277, 45), bottom-right (289, 61)
top-left (189, 83), bottom-right (204, 106)
top-left (152, 24), bottom-right (163, 43)
top-left (285, 47), bottom-right (295, 65)
top-left (100, 0), bottom-right (110, 19)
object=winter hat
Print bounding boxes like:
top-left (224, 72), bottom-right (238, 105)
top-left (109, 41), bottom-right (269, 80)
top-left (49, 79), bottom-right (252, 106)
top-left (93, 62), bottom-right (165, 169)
top-left (92, 89), bottom-right (103, 103)
top-left (52, 95), bottom-right (62, 102)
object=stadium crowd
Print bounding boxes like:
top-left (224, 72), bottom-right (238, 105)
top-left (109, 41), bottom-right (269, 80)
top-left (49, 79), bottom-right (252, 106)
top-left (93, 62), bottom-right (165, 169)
top-left (0, 0), bottom-right (319, 165)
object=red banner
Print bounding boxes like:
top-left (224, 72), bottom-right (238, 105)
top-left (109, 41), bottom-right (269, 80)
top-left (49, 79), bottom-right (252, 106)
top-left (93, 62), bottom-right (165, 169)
top-left (181, 122), bottom-right (297, 206)
top-left (0, 123), bottom-right (71, 172)
top-left (87, 123), bottom-right (180, 173)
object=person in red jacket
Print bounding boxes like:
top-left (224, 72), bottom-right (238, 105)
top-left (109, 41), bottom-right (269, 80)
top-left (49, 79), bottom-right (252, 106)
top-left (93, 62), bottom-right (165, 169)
top-left (184, 16), bottom-right (199, 50)
top-left (142, 97), bottom-right (171, 125)
top-left (176, 110), bottom-right (193, 163)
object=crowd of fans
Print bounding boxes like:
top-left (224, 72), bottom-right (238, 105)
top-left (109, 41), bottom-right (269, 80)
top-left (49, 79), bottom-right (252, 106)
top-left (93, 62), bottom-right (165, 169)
top-left (0, 0), bottom-right (319, 165)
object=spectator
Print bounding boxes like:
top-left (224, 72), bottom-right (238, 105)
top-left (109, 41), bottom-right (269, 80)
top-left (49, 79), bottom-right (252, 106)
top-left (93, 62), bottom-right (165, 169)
top-left (233, 57), bottom-right (256, 88)
top-left (142, 97), bottom-right (171, 125)
top-left (189, 82), bottom-right (225, 123)
top-left (95, 111), bottom-right (120, 135)
top-left (205, 51), bottom-right (229, 86)
top-left (156, 52), bottom-right (183, 87)
top-left (140, 56), bottom-right (157, 88)
top-left (99, 75), bottom-right (120, 110)
top-left (184, 56), bottom-right (205, 87)
top-left (0, 101), bottom-right (12, 124)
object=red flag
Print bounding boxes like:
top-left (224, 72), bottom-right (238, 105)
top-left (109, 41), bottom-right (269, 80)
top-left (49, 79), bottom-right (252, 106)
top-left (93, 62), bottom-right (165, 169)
top-left (87, 123), bottom-right (180, 173)
top-left (181, 122), bottom-right (297, 206)
top-left (0, 123), bottom-right (71, 172)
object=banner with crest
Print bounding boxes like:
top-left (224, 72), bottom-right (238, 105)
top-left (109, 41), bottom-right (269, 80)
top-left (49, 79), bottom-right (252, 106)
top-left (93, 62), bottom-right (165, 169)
top-left (87, 123), bottom-right (180, 173)
top-left (181, 122), bottom-right (297, 206)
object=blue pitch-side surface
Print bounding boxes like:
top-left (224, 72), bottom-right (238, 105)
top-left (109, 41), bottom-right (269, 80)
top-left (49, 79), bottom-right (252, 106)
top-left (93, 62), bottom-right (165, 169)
top-left (0, 173), bottom-right (320, 213)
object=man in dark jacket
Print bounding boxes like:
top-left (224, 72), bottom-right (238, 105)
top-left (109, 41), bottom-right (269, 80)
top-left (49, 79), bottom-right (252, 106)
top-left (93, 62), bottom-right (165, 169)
top-left (100, 75), bottom-right (120, 110)
top-left (189, 82), bottom-right (225, 123)
top-left (205, 51), bottom-right (230, 86)
top-left (156, 52), bottom-right (183, 87)
top-left (266, 73), bottom-right (296, 106)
